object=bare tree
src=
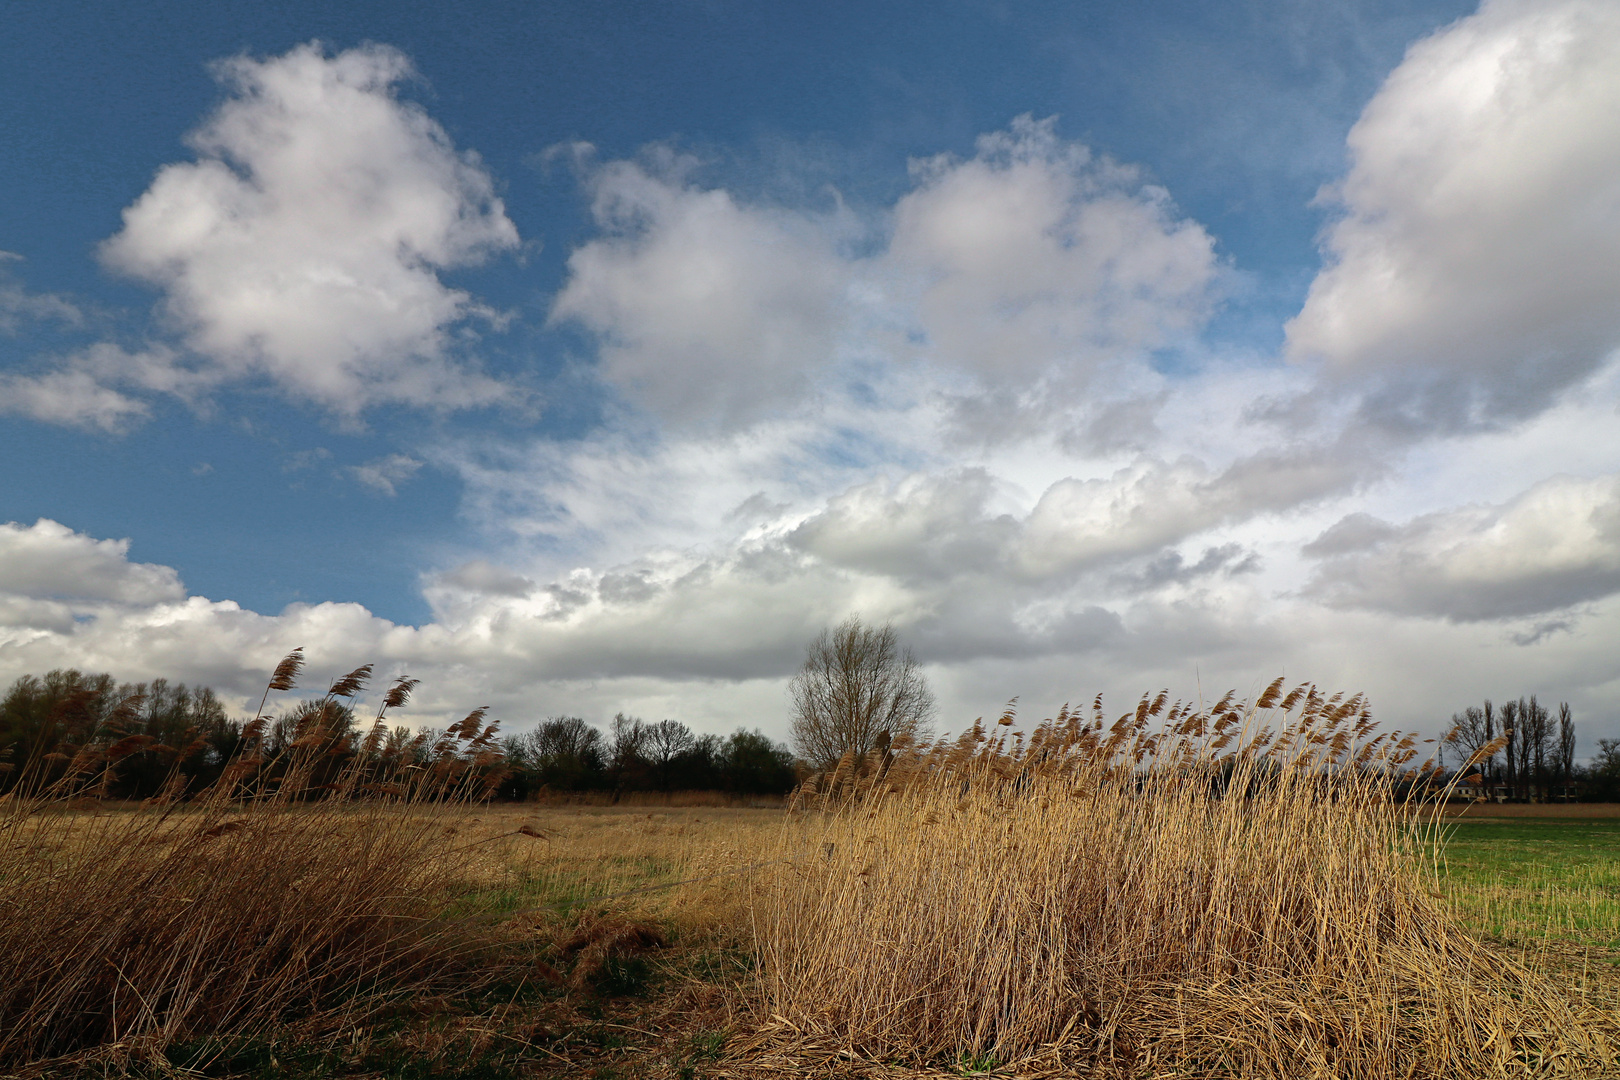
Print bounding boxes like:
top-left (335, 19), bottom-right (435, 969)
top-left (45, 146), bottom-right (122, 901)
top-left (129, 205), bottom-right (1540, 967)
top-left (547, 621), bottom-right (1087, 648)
top-left (1519, 696), bottom-right (1553, 801)
top-left (609, 712), bottom-right (648, 769)
top-left (1447, 702), bottom-right (1498, 785)
top-left (788, 616), bottom-right (936, 770)
top-left (1539, 700), bottom-right (1556, 795)
top-left (525, 716), bottom-right (604, 770)
top-left (1557, 702), bottom-right (1577, 798)
top-left (1501, 699), bottom-right (1520, 800)
top-left (645, 719), bottom-right (695, 789)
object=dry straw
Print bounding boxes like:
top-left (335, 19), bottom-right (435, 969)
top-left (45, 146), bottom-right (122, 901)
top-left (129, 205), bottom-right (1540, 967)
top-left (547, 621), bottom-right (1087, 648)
top-left (754, 680), bottom-right (1614, 1077)
top-left (0, 653), bottom-right (506, 1068)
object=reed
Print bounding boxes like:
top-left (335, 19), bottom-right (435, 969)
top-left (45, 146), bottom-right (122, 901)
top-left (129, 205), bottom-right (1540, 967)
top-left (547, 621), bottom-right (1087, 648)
top-left (754, 682), bottom-right (1614, 1077)
top-left (0, 654), bottom-right (506, 1068)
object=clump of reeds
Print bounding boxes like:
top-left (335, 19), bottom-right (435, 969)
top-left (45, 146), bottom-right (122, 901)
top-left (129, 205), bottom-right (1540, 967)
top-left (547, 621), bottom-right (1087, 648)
top-left (0, 652), bottom-right (507, 1067)
top-left (754, 681), bottom-right (1613, 1077)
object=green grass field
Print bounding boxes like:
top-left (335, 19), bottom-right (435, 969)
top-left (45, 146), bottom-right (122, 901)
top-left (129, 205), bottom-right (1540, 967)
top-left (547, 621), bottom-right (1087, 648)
top-left (1440, 817), bottom-right (1620, 953)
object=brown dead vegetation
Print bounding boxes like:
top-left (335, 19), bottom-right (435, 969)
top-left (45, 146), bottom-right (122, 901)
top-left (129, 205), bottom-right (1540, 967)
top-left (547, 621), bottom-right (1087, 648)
top-left (7, 670), bottom-right (1620, 1078)
top-left (754, 683), bottom-right (1620, 1077)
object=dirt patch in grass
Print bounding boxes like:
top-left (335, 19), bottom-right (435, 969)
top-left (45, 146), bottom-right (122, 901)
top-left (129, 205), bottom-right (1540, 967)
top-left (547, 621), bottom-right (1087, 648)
top-left (1439, 803), bottom-right (1620, 819)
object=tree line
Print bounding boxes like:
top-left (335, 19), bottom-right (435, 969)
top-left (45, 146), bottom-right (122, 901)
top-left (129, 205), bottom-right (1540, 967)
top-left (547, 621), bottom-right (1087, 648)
top-left (499, 714), bottom-right (797, 798)
top-left (0, 614), bottom-right (911, 802)
top-left (0, 667), bottom-right (797, 800)
top-left (1446, 695), bottom-right (1590, 801)
top-left (0, 669), bottom-right (241, 798)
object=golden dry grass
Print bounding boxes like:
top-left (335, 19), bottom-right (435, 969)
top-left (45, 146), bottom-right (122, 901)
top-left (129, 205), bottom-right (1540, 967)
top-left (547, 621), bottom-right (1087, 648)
top-left (10, 794), bottom-right (1620, 1078)
top-left (9, 691), bottom-right (1620, 1077)
top-left (0, 798), bottom-right (780, 1077)
top-left (752, 688), bottom-right (1620, 1078)
top-left (0, 690), bottom-right (510, 1069)
top-left (0, 801), bottom-right (475, 1066)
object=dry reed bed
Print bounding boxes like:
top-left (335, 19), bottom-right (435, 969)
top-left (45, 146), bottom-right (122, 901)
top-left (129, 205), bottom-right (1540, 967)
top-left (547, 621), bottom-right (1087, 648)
top-left (0, 656), bottom-right (509, 1068)
top-left (754, 683), bottom-right (1616, 1078)
top-left (0, 800), bottom-right (461, 1064)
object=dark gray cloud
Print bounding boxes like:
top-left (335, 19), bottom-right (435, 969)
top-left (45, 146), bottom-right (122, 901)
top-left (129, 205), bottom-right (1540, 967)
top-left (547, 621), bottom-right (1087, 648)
top-left (1112, 543), bottom-right (1261, 593)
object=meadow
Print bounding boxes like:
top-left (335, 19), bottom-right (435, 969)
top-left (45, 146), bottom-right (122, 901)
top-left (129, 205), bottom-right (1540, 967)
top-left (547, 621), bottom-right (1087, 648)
top-left (5, 683), bottom-right (1620, 1078)
top-left (1439, 817), bottom-right (1620, 960)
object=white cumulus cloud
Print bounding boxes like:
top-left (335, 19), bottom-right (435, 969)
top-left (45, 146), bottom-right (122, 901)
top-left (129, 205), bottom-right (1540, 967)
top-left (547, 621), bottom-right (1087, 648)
top-left (99, 42), bottom-right (519, 414)
top-left (0, 520), bottom-right (184, 605)
top-left (14, 26), bottom-right (1620, 748)
top-left (550, 117), bottom-right (1220, 434)
top-left (550, 149), bottom-right (855, 429)
top-left (1288, 0), bottom-right (1620, 429)
top-left (890, 115), bottom-right (1219, 388)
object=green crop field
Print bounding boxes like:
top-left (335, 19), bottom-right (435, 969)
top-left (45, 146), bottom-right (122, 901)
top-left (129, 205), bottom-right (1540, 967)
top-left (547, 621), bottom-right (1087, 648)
top-left (1440, 817), bottom-right (1620, 969)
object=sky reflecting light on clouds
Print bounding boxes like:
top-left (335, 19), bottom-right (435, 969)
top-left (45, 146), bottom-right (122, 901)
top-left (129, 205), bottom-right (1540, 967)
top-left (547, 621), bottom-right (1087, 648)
top-left (3, 0), bottom-right (1619, 745)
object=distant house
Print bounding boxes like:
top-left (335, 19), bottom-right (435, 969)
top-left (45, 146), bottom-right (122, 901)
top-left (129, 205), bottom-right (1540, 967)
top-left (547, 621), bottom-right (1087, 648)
top-left (1450, 779), bottom-right (1511, 803)
top-left (1449, 779), bottom-right (1581, 803)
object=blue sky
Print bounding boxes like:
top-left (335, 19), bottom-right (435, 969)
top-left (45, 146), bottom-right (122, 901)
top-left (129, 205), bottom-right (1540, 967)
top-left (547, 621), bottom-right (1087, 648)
top-left (5, 0), bottom-right (1620, 746)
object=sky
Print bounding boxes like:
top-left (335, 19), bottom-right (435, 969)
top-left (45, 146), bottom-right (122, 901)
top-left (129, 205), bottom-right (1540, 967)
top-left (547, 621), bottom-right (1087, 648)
top-left (4, 0), bottom-right (1620, 749)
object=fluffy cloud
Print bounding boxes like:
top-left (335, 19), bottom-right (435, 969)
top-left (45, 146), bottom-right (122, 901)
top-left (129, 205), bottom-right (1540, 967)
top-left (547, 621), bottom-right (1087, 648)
top-left (99, 42), bottom-right (518, 414)
top-left (7, 512), bottom-right (1620, 744)
top-left (550, 150), bottom-right (855, 428)
top-left (0, 370), bottom-right (148, 432)
top-left (0, 342), bottom-right (218, 431)
top-left (15, 23), bottom-right (1620, 748)
top-left (0, 520), bottom-right (183, 605)
top-left (788, 469), bottom-right (1018, 585)
top-left (890, 115), bottom-right (1219, 387)
top-left (0, 260), bottom-right (132, 429)
top-left (440, 400), bottom-right (940, 576)
top-left (1303, 473), bottom-right (1620, 621)
top-left (0, 521), bottom-right (428, 708)
top-left (550, 117), bottom-right (1219, 432)
top-left (784, 444), bottom-right (1359, 590)
top-left (0, 503), bottom-right (1172, 717)
top-left (1288, 0), bottom-right (1620, 429)
top-left (435, 560), bottom-right (535, 598)
top-left (1017, 449), bottom-right (1357, 579)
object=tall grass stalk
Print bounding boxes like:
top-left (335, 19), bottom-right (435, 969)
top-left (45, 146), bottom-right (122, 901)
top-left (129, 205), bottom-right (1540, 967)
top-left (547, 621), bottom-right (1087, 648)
top-left (756, 682), bottom-right (1612, 1076)
top-left (0, 656), bottom-right (506, 1067)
